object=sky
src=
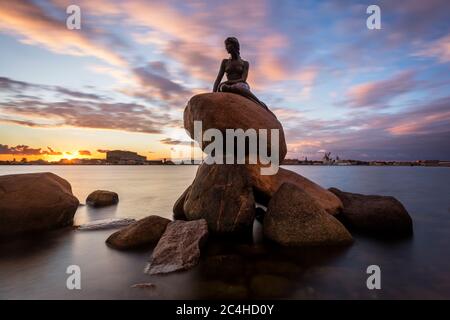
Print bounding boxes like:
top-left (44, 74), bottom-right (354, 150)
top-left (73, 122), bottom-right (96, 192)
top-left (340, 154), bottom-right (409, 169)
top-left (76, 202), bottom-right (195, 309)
top-left (0, 0), bottom-right (449, 161)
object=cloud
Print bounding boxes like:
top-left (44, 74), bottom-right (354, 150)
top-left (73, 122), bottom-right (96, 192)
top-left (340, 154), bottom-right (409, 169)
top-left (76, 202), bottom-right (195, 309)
top-left (0, 144), bottom-right (62, 155)
top-left (0, 1), bottom-right (127, 67)
top-left (379, 0), bottom-right (450, 42)
top-left (0, 77), bottom-right (34, 91)
top-left (414, 34), bottom-right (450, 63)
top-left (0, 76), bottom-right (180, 134)
top-left (97, 149), bottom-right (110, 153)
top-left (44, 146), bottom-right (62, 155)
top-left (160, 138), bottom-right (191, 146)
top-left (1, 99), bottom-right (175, 134)
top-left (131, 63), bottom-right (190, 102)
top-left (345, 71), bottom-right (417, 108)
top-left (0, 77), bottom-right (103, 101)
top-left (78, 150), bottom-right (91, 155)
top-left (281, 95), bottom-right (450, 160)
top-left (54, 87), bottom-right (104, 100)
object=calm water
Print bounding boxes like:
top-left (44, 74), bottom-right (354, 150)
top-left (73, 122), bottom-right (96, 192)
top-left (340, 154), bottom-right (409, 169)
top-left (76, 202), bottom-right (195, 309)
top-left (0, 165), bottom-right (449, 299)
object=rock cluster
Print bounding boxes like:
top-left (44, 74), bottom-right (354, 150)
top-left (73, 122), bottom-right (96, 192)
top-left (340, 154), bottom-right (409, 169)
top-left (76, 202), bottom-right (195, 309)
top-left (174, 92), bottom-right (413, 246)
top-left (175, 93), bottom-right (348, 245)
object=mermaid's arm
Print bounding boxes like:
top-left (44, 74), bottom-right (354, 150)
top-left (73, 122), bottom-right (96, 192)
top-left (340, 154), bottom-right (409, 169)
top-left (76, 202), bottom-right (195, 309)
top-left (213, 59), bottom-right (226, 92)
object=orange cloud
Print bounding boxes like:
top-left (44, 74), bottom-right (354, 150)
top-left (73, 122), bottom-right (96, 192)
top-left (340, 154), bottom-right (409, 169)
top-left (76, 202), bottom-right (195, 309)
top-left (0, 1), bottom-right (127, 67)
top-left (78, 150), bottom-right (91, 155)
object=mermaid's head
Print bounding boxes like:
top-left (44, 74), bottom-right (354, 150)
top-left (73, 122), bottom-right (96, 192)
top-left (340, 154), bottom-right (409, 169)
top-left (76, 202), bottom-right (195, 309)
top-left (225, 37), bottom-right (240, 56)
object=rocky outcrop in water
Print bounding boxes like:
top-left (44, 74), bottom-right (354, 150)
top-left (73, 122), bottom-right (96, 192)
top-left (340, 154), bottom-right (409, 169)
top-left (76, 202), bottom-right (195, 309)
top-left (106, 215), bottom-right (171, 250)
top-left (86, 190), bottom-right (119, 207)
top-left (173, 186), bottom-right (190, 220)
top-left (176, 93), bottom-right (346, 239)
top-left (246, 164), bottom-right (342, 215)
top-left (174, 92), bottom-right (411, 248)
top-left (0, 172), bottom-right (79, 237)
top-left (329, 188), bottom-right (413, 237)
top-left (183, 163), bottom-right (255, 234)
top-left (264, 183), bottom-right (353, 246)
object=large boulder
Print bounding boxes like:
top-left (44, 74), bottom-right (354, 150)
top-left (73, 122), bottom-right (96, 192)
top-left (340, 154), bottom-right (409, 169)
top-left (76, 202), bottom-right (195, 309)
top-left (263, 183), bottom-right (352, 246)
top-left (172, 185), bottom-right (190, 220)
top-left (106, 215), bottom-right (171, 250)
top-left (0, 172), bottom-right (79, 237)
top-left (329, 188), bottom-right (413, 237)
top-left (86, 190), bottom-right (118, 207)
top-left (145, 219), bottom-right (208, 275)
top-left (246, 165), bottom-right (342, 215)
top-left (183, 163), bottom-right (255, 234)
top-left (184, 93), bottom-right (287, 161)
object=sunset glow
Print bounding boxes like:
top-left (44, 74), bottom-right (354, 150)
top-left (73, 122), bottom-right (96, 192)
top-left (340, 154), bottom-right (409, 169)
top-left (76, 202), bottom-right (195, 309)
top-left (1, 0), bottom-right (449, 161)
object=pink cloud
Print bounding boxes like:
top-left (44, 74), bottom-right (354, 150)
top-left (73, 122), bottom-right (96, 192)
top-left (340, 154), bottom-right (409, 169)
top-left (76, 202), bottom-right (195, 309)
top-left (346, 71), bottom-right (416, 108)
top-left (0, 1), bottom-right (127, 67)
top-left (414, 34), bottom-right (450, 63)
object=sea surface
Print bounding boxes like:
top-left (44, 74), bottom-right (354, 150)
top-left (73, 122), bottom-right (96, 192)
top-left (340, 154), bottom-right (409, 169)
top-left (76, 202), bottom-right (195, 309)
top-left (0, 165), bottom-right (449, 299)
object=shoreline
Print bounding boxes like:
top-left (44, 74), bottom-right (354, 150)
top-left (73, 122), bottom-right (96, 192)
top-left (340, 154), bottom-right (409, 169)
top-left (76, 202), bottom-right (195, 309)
top-left (1, 163), bottom-right (449, 167)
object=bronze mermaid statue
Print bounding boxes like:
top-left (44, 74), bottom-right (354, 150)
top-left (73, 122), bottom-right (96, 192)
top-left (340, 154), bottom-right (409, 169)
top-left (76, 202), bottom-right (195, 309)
top-left (213, 37), bottom-right (269, 110)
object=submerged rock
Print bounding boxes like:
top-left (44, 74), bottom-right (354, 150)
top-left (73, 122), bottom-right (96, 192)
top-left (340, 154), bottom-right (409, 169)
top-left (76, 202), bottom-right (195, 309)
top-left (106, 215), bottom-right (171, 250)
top-left (263, 183), bottom-right (353, 246)
top-left (76, 218), bottom-right (136, 230)
top-left (86, 190), bottom-right (118, 207)
top-left (329, 188), bottom-right (413, 237)
top-left (145, 219), bottom-right (208, 275)
top-left (198, 280), bottom-right (248, 299)
top-left (250, 274), bottom-right (292, 298)
top-left (0, 172), bottom-right (79, 237)
top-left (247, 165), bottom-right (343, 215)
top-left (183, 163), bottom-right (255, 234)
top-left (131, 282), bottom-right (155, 289)
top-left (184, 92), bottom-right (287, 161)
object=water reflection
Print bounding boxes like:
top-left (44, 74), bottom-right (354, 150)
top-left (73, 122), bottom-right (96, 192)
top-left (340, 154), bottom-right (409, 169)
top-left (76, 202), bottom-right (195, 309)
top-left (0, 165), bottom-right (449, 299)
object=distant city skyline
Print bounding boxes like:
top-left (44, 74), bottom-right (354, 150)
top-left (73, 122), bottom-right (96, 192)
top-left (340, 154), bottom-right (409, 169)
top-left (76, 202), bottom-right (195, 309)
top-left (1, 0), bottom-right (449, 162)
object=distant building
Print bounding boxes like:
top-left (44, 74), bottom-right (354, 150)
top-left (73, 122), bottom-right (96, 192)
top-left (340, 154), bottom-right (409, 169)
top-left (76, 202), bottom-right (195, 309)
top-left (106, 150), bottom-right (146, 164)
top-left (147, 160), bottom-right (164, 165)
top-left (322, 152), bottom-right (334, 165)
top-left (282, 158), bottom-right (300, 165)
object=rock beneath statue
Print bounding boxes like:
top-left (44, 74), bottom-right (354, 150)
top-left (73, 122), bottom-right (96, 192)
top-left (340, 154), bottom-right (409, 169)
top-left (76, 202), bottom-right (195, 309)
top-left (263, 183), bottom-right (353, 246)
top-left (184, 93), bottom-right (287, 162)
top-left (173, 185), bottom-right (191, 220)
top-left (183, 163), bottom-right (255, 234)
top-left (106, 215), bottom-right (171, 250)
top-left (86, 190), bottom-right (118, 207)
top-left (329, 188), bottom-right (413, 237)
top-left (145, 219), bottom-right (208, 275)
top-left (76, 218), bottom-right (136, 230)
top-left (246, 165), bottom-right (342, 215)
top-left (0, 172), bottom-right (79, 237)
